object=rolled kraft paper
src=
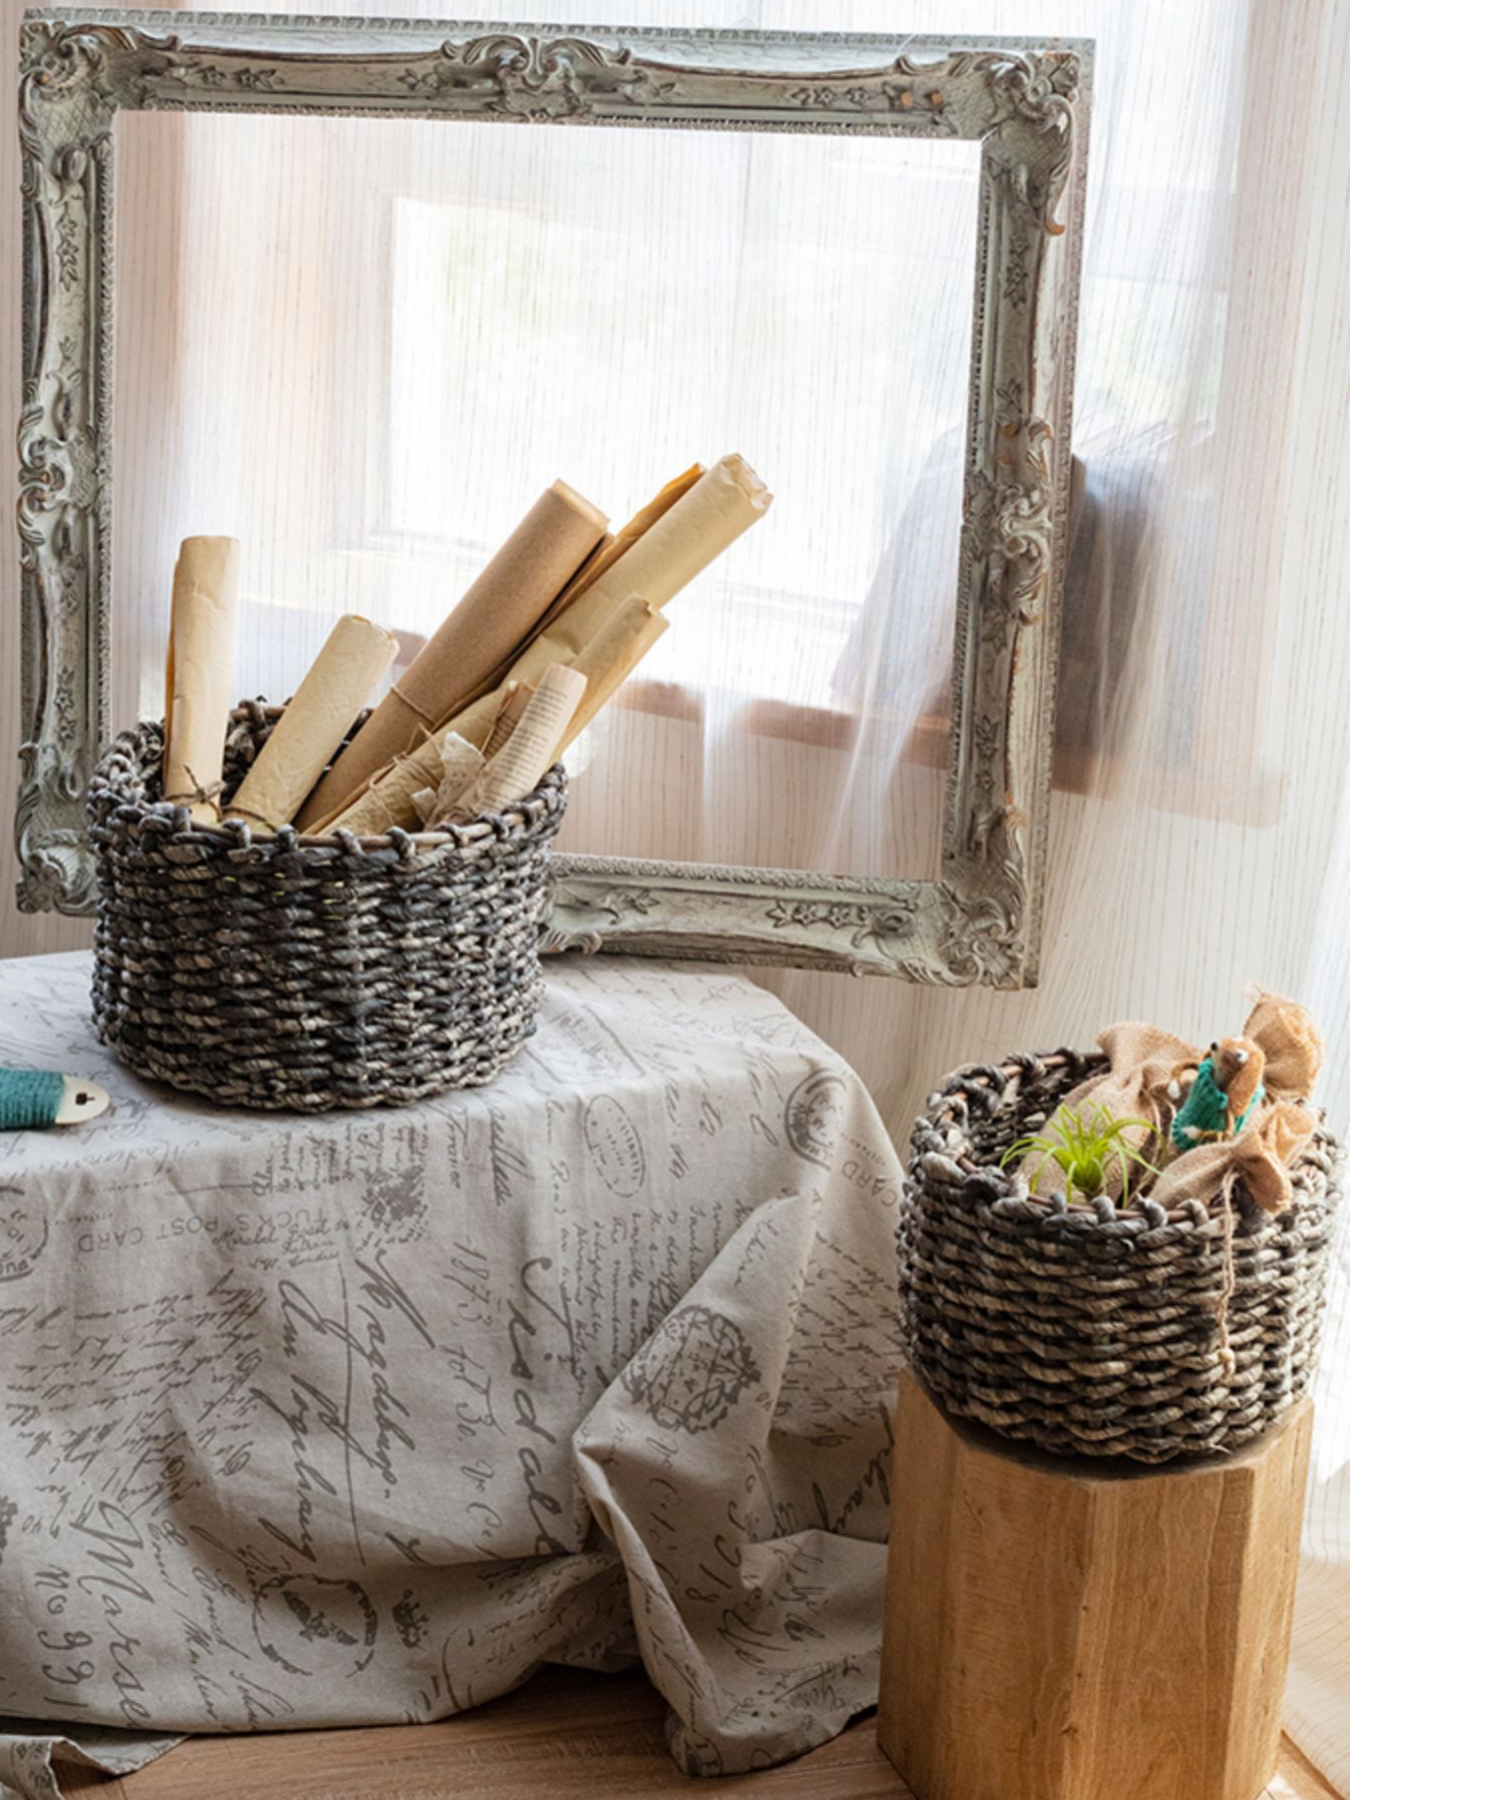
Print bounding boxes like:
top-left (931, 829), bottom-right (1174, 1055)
top-left (453, 664), bottom-right (588, 820)
top-left (524, 464), bottom-right (702, 648)
top-left (555, 596), bottom-right (671, 755)
top-left (294, 480), bottom-right (607, 829)
top-left (316, 679), bottom-right (525, 837)
top-left (163, 535), bottom-right (241, 822)
top-left (411, 682), bottom-right (538, 825)
top-left (225, 614), bottom-right (398, 829)
top-left (396, 600), bottom-right (665, 823)
top-left (500, 454), bottom-right (770, 699)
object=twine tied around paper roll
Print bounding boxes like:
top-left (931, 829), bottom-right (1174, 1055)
top-left (386, 681), bottom-right (444, 736)
top-left (305, 679), bottom-right (527, 838)
top-left (160, 765), bottom-right (225, 816)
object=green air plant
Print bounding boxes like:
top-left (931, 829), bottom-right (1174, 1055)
top-left (999, 1103), bottom-right (1165, 1205)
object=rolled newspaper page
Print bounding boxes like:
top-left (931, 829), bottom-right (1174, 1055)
top-left (224, 614), bottom-right (398, 830)
top-left (315, 678), bottom-right (524, 837)
top-left (294, 479), bottom-right (607, 829)
top-left (163, 536), bottom-right (241, 823)
top-left (450, 664), bottom-right (587, 821)
top-left (500, 454), bottom-right (769, 699)
top-left (555, 595), bottom-right (670, 755)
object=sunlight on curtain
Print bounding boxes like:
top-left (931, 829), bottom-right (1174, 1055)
top-left (105, 0), bottom-right (1349, 1788)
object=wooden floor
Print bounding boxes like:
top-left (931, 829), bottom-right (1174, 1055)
top-left (52, 1666), bottom-right (1342, 1800)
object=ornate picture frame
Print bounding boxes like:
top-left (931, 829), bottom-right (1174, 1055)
top-left (17, 9), bottom-right (1091, 987)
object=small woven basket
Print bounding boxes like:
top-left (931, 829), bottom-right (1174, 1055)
top-left (89, 702), bottom-right (566, 1112)
top-left (899, 1051), bottom-right (1343, 1464)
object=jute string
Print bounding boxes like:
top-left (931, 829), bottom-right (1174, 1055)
top-left (1214, 1172), bottom-right (1238, 1378)
top-left (160, 764), bottom-right (225, 816)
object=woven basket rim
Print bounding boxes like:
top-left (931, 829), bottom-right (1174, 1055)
top-left (91, 704), bottom-right (566, 861)
top-left (920, 1049), bottom-right (1337, 1231)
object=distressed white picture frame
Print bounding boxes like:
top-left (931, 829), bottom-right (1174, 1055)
top-left (17, 9), bottom-right (1090, 986)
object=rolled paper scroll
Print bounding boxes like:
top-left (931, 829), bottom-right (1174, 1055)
top-left (163, 536), bottom-right (241, 822)
top-left (451, 665), bottom-right (587, 821)
top-left (375, 599), bottom-right (669, 828)
top-left (555, 595), bottom-right (670, 754)
top-left (295, 480), bottom-right (607, 829)
top-left (524, 464), bottom-right (702, 647)
top-left (410, 680), bottom-right (541, 824)
top-left (316, 679), bottom-right (525, 837)
top-left (409, 593), bottom-right (667, 816)
top-left (225, 614), bottom-right (398, 830)
top-left (499, 454), bottom-right (770, 699)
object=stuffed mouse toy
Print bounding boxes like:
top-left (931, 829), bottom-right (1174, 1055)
top-left (1169, 1037), bottom-right (1265, 1151)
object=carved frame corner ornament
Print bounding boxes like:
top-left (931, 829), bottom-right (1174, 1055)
top-left (16, 11), bottom-right (1091, 988)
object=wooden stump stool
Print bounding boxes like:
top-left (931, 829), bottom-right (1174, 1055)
top-left (878, 1372), bottom-right (1312, 1800)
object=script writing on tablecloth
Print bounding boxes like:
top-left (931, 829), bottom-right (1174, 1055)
top-left (0, 952), bottom-right (903, 1798)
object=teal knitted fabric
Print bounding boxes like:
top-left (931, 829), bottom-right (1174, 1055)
top-left (0, 1068), bottom-right (66, 1129)
top-left (1170, 1059), bottom-right (1263, 1152)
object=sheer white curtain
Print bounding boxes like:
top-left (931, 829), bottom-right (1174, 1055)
top-left (1, 0), bottom-right (1349, 1786)
top-left (762, 8), bottom-right (1349, 1784)
top-left (781, 10), bottom-right (1349, 1787)
top-left (108, 89), bottom-right (979, 882)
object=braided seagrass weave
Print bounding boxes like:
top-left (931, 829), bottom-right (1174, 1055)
top-left (900, 1052), bottom-right (1343, 1464)
top-left (90, 703), bottom-right (566, 1112)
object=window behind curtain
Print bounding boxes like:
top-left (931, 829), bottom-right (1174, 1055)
top-left (113, 110), bottom-right (981, 876)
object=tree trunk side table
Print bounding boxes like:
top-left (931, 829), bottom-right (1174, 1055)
top-left (878, 1372), bottom-right (1312, 1800)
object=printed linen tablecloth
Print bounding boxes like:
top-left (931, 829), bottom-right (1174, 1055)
top-left (0, 952), bottom-right (904, 1800)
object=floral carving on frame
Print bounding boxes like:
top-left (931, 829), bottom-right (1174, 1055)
top-left (16, 10), bottom-right (1091, 987)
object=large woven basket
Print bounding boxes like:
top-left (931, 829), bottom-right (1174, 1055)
top-left (89, 702), bottom-right (566, 1112)
top-left (899, 1051), bottom-right (1343, 1464)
